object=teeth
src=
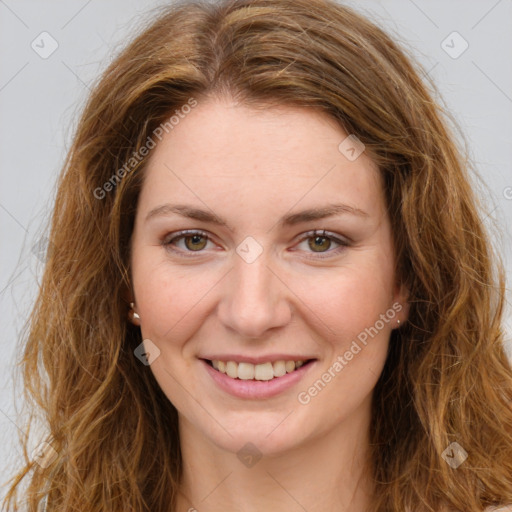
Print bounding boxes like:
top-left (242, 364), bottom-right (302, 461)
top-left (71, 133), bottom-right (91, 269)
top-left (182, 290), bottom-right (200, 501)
top-left (254, 362), bottom-right (273, 381)
top-left (211, 359), bottom-right (307, 380)
top-left (238, 362), bottom-right (255, 380)
top-left (285, 360), bottom-right (296, 373)
top-left (226, 361), bottom-right (238, 379)
top-left (273, 360), bottom-right (286, 377)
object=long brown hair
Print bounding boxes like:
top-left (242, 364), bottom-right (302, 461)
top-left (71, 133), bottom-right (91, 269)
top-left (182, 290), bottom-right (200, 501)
top-left (3, 0), bottom-right (512, 510)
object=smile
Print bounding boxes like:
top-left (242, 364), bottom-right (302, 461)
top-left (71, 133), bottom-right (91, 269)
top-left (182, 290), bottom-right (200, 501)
top-left (206, 359), bottom-right (313, 381)
top-left (201, 356), bottom-right (317, 399)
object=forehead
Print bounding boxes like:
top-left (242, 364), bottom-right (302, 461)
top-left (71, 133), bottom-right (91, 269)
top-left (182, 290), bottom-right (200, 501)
top-left (138, 97), bottom-right (384, 220)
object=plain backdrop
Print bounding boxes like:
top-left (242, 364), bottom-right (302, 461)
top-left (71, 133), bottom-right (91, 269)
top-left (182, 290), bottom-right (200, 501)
top-left (1, 0), bottom-right (511, 498)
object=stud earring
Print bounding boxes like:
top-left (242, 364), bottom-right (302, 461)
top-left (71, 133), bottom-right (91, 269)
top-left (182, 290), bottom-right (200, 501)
top-left (130, 302), bottom-right (140, 320)
top-left (396, 319), bottom-right (400, 326)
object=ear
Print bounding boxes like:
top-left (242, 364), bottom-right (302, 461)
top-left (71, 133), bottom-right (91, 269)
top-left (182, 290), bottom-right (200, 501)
top-left (127, 302), bottom-right (141, 326)
top-left (392, 280), bottom-right (410, 327)
top-left (121, 283), bottom-right (140, 326)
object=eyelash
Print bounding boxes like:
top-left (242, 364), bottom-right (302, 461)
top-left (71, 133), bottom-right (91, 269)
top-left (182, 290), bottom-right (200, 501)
top-left (162, 229), bottom-right (350, 260)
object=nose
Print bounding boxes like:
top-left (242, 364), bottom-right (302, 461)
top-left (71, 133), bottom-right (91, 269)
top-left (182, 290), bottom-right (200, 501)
top-left (217, 249), bottom-right (292, 339)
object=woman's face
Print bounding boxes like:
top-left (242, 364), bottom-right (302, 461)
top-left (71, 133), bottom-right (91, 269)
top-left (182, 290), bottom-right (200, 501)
top-left (130, 96), bottom-right (408, 456)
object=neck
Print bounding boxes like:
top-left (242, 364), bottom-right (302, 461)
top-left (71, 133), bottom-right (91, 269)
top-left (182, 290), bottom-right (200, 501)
top-left (176, 401), bottom-right (375, 512)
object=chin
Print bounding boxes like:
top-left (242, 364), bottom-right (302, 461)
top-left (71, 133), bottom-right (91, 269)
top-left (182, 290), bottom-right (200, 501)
top-left (187, 409), bottom-right (312, 458)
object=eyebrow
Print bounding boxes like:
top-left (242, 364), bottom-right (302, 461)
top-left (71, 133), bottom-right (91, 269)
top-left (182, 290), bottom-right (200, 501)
top-left (145, 203), bottom-right (368, 231)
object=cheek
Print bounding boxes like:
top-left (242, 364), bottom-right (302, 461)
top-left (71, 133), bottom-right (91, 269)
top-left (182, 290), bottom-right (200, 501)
top-left (297, 271), bottom-right (394, 410)
top-left (294, 274), bottom-right (392, 429)
top-left (133, 257), bottom-right (218, 344)
top-left (294, 262), bottom-right (395, 346)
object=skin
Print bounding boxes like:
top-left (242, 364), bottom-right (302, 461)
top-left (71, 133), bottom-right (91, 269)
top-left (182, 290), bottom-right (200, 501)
top-left (129, 95), bottom-right (409, 512)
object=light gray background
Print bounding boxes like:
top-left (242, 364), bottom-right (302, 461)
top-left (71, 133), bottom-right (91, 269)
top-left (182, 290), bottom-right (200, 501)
top-left (1, 0), bottom-right (511, 498)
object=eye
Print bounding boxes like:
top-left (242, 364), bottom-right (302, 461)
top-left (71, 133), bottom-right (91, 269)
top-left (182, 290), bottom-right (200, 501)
top-left (293, 230), bottom-right (350, 259)
top-left (162, 230), bottom-right (215, 256)
top-left (162, 229), bottom-right (350, 259)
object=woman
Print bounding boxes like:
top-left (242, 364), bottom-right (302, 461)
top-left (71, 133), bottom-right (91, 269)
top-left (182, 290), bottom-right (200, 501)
top-left (3, 0), bottom-right (512, 511)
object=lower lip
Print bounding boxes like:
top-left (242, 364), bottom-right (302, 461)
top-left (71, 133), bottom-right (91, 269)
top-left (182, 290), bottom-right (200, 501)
top-left (202, 359), bottom-right (315, 399)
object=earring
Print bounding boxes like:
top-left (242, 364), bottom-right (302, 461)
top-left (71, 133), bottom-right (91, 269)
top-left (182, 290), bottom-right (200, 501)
top-left (396, 319), bottom-right (400, 326)
top-left (130, 302), bottom-right (140, 320)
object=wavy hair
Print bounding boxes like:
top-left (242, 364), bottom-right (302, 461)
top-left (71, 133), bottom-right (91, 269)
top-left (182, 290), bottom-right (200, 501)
top-left (3, 0), bottom-right (512, 510)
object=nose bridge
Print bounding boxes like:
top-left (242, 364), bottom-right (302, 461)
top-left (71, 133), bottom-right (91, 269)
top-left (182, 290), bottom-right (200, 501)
top-left (218, 243), bottom-right (290, 338)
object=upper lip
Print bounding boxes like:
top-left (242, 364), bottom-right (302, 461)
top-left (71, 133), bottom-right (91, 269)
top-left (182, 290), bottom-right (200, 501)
top-left (200, 354), bottom-right (316, 364)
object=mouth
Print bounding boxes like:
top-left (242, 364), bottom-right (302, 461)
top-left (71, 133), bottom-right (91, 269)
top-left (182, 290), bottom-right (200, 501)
top-left (203, 358), bottom-right (316, 381)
